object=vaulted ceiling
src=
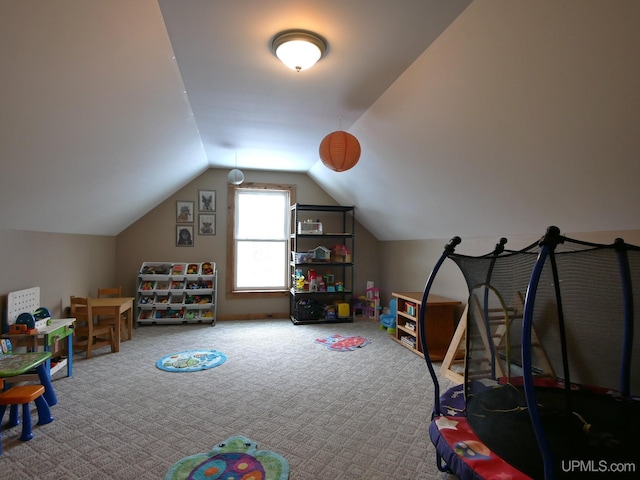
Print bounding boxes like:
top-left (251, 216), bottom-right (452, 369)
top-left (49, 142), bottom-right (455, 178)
top-left (2, 1), bottom-right (639, 240)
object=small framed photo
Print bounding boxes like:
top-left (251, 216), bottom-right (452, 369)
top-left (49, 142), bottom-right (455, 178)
top-left (198, 190), bottom-right (216, 212)
top-left (199, 214), bottom-right (216, 235)
top-left (176, 201), bottom-right (194, 223)
top-left (176, 225), bottom-right (194, 246)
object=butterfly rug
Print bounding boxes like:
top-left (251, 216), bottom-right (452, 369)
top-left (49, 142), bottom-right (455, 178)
top-left (164, 435), bottom-right (289, 480)
top-left (156, 349), bottom-right (227, 372)
top-left (315, 334), bottom-right (370, 352)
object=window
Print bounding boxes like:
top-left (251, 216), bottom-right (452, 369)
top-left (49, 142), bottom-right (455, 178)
top-left (227, 183), bottom-right (296, 297)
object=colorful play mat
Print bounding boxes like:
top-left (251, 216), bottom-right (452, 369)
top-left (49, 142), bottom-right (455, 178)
top-left (164, 436), bottom-right (289, 480)
top-left (315, 334), bottom-right (370, 352)
top-left (156, 349), bottom-right (227, 372)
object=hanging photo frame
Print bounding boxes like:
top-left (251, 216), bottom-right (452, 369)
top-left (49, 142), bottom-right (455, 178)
top-left (198, 190), bottom-right (216, 212)
top-left (176, 201), bottom-right (194, 223)
top-left (176, 225), bottom-right (194, 246)
top-left (199, 214), bottom-right (216, 235)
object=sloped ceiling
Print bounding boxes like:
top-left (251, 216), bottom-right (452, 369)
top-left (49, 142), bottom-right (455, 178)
top-left (313, 0), bottom-right (640, 240)
top-left (1, 0), bottom-right (639, 240)
top-left (1, 0), bottom-right (209, 235)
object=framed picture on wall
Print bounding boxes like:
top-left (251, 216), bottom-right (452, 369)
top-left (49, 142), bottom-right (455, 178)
top-left (176, 201), bottom-right (194, 223)
top-left (199, 214), bottom-right (216, 235)
top-left (198, 190), bottom-right (216, 212)
top-left (176, 225), bottom-right (194, 246)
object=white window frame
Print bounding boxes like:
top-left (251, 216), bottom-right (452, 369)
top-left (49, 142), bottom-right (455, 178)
top-left (226, 182), bottom-right (296, 298)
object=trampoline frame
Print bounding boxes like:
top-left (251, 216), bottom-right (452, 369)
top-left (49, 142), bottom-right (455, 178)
top-left (420, 226), bottom-right (639, 480)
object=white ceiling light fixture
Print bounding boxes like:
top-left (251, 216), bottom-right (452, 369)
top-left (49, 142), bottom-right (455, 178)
top-left (227, 154), bottom-right (245, 185)
top-left (227, 168), bottom-right (244, 185)
top-left (271, 30), bottom-right (327, 72)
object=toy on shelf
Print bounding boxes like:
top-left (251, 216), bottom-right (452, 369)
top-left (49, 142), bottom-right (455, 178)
top-left (310, 246), bottom-right (331, 261)
top-left (171, 264), bottom-right (185, 275)
top-left (156, 294), bottom-right (169, 304)
top-left (9, 323), bottom-right (36, 335)
top-left (335, 302), bottom-right (350, 319)
top-left (330, 244), bottom-right (351, 263)
top-left (13, 306), bottom-right (51, 334)
top-left (185, 295), bottom-right (212, 305)
top-left (308, 269), bottom-right (318, 292)
top-left (187, 263), bottom-right (199, 275)
top-left (187, 280), bottom-right (213, 290)
top-left (298, 219), bottom-right (323, 235)
top-left (294, 269), bottom-right (305, 291)
top-left (33, 307), bottom-right (51, 324)
top-left (324, 305), bottom-right (337, 321)
top-left (323, 270), bottom-right (334, 285)
top-left (202, 262), bottom-right (214, 275)
top-left (140, 263), bottom-right (171, 275)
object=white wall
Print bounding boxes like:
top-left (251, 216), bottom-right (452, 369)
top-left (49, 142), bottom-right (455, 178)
top-left (380, 228), bottom-right (640, 315)
top-left (0, 229), bottom-right (115, 319)
top-left (115, 168), bottom-right (381, 319)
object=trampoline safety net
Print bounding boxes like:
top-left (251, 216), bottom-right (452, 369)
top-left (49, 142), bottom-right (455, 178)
top-left (422, 227), bottom-right (640, 479)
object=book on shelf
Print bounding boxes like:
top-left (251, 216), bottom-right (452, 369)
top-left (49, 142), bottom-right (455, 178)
top-left (400, 336), bottom-right (416, 348)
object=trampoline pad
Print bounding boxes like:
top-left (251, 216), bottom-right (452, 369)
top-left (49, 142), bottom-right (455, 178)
top-left (466, 381), bottom-right (640, 478)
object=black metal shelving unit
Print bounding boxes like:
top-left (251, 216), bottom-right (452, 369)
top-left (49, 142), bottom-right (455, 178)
top-left (289, 203), bottom-right (355, 324)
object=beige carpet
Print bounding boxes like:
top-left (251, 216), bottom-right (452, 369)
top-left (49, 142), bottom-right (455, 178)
top-left (1, 318), bottom-right (457, 479)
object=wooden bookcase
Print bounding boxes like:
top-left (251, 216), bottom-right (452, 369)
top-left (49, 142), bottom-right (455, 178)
top-left (391, 292), bottom-right (461, 360)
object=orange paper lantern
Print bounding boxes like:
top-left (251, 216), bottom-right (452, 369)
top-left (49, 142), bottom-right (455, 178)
top-left (319, 131), bottom-right (361, 172)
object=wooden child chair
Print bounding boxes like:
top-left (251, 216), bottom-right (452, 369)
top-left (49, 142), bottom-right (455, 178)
top-left (95, 287), bottom-right (130, 342)
top-left (70, 296), bottom-right (116, 359)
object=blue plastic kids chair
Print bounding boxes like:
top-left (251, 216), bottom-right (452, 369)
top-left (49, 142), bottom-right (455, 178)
top-left (379, 298), bottom-right (397, 334)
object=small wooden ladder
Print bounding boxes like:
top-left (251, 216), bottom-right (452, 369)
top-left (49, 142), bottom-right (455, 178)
top-left (440, 292), bottom-right (555, 384)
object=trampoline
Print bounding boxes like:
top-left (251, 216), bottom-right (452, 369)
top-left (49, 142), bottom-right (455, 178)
top-left (420, 227), bottom-right (640, 479)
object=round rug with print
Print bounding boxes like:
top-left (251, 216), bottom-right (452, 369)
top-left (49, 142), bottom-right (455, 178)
top-left (156, 349), bottom-right (227, 372)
